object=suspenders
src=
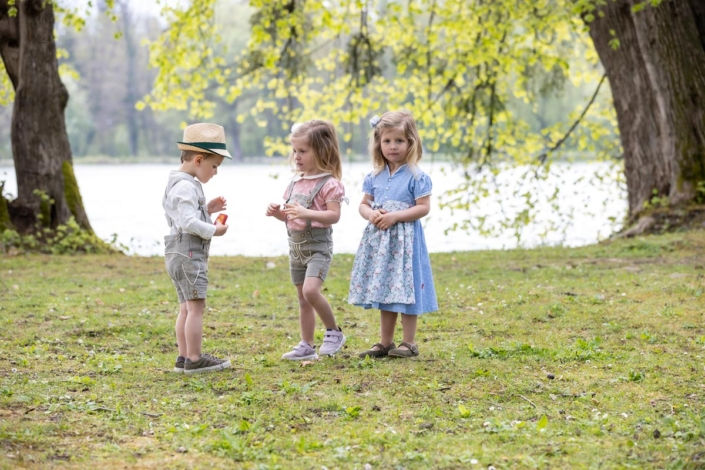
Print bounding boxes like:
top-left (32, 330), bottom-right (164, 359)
top-left (285, 174), bottom-right (333, 233)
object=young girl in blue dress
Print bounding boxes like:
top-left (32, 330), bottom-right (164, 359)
top-left (348, 110), bottom-right (438, 358)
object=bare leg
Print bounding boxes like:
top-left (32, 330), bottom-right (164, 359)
top-left (296, 284), bottom-right (317, 346)
top-left (175, 302), bottom-right (188, 357)
top-left (185, 299), bottom-right (205, 361)
top-left (301, 277), bottom-right (338, 330)
top-left (371, 310), bottom-right (398, 351)
top-left (399, 314), bottom-right (418, 349)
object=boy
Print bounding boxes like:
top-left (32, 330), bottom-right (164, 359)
top-left (163, 123), bottom-right (231, 374)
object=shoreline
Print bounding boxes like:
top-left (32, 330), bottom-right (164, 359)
top-left (0, 152), bottom-right (603, 166)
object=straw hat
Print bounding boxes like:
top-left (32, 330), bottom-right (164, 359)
top-left (177, 123), bottom-right (232, 159)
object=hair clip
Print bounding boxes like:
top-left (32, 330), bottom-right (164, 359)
top-left (369, 115), bottom-right (380, 128)
top-left (291, 122), bottom-right (302, 133)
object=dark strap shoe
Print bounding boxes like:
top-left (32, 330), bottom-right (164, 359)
top-left (388, 342), bottom-right (419, 358)
top-left (358, 342), bottom-right (397, 358)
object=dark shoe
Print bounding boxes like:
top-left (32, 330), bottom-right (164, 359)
top-left (184, 353), bottom-right (231, 374)
top-left (358, 342), bottom-right (396, 359)
top-left (174, 355), bottom-right (185, 373)
top-left (388, 342), bottom-right (419, 358)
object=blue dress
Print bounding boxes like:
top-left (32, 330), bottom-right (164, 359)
top-left (348, 164), bottom-right (438, 315)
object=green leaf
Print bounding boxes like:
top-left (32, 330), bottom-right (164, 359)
top-left (238, 419), bottom-right (251, 431)
top-left (537, 414), bottom-right (548, 430)
top-left (632, 2), bottom-right (647, 13)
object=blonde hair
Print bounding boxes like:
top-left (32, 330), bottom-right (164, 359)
top-left (289, 120), bottom-right (343, 180)
top-left (180, 149), bottom-right (216, 163)
top-left (369, 109), bottom-right (423, 175)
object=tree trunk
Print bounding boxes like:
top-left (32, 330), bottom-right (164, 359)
top-left (227, 108), bottom-right (244, 161)
top-left (0, 0), bottom-right (92, 233)
top-left (121, 4), bottom-right (139, 157)
top-left (588, 0), bottom-right (705, 218)
top-left (228, 120), bottom-right (244, 161)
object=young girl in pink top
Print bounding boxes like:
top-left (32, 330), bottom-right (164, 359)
top-left (265, 120), bottom-right (347, 360)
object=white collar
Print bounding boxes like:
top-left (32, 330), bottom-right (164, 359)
top-left (386, 164), bottom-right (408, 176)
top-left (292, 172), bottom-right (332, 182)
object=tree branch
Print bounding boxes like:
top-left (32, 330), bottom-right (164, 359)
top-left (537, 73), bottom-right (608, 165)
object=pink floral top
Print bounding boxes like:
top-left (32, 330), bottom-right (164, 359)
top-left (282, 173), bottom-right (346, 231)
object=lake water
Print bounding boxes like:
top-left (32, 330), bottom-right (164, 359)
top-left (0, 161), bottom-right (626, 256)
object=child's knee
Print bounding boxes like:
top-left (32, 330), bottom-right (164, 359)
top-left (302, 284), bottom-right (320, 302)
top-left (297, 294), bottom-right (308, 307)
top-left (186, 299), bottom-right (206, 315)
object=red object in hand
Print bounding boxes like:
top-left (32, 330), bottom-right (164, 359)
top-left (215, 213), bottom-right (228, 225)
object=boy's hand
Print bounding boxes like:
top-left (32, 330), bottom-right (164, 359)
top-left (282, 202), bottom-right (309, 221)
top-left (214, 222), bottom-right (229, 236)
top-left (265, 203), bottom-right (281, 217)
top-left (208, 196), bottom-right (227, 214)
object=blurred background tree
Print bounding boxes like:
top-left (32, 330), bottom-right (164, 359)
top-left (1, 0), bottom-right (702, 240)
top-left (145, 0), bottom-right (703, 234)
top-left (145, 0), bottom-right (623, 238)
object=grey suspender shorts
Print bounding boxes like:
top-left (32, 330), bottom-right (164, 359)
top-left (164, 232), bottom-right (210, 302)
top-left (285, 176), bottom-right (335, 285)
top-left (163, 173), bottom-right (211, 303)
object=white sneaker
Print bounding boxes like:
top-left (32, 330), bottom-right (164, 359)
top-left (281, 341), bottom-right (318, 361)
top-left (319, 328), bottom-right (346, 356)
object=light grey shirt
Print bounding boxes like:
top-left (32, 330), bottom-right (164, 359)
top-left (163, 170), bottom-right (216, 240)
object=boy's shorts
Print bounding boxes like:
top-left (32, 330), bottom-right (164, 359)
top-left (288, 227), bottom-right (333, 285)
top-left (164, 232), bottom-right (210, 303)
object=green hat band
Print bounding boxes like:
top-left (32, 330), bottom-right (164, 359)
top-left (179, 142), bottom-right (227, 150)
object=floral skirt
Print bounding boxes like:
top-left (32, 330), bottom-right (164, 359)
top-left (348, 201), bottom-right (437, 315)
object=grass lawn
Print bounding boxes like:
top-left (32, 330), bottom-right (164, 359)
top-left (1, 231), bottom-right (704, 469)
